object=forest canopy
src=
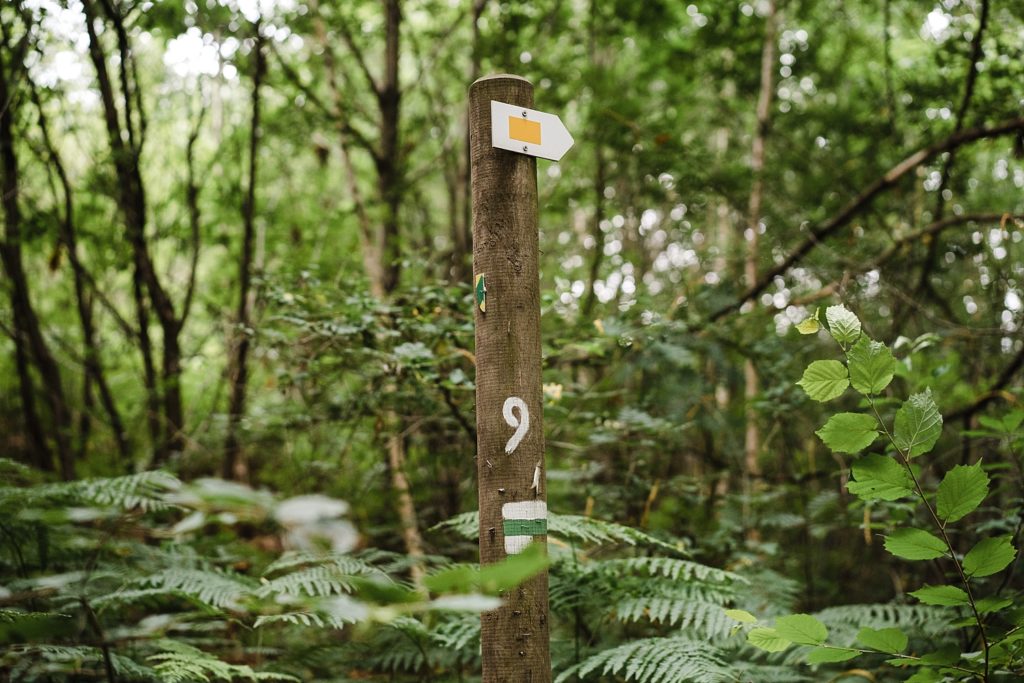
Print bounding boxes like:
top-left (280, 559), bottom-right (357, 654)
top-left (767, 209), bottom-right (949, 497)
top-left (1, 0), bottom-right (1023, 681)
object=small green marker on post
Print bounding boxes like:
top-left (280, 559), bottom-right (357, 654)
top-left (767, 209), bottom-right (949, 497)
top-left (475, 273), bottom-right (486, 312)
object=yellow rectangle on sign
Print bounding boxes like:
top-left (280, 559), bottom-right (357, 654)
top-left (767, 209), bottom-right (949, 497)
top-left (508, 116), bottom-right (541, 145)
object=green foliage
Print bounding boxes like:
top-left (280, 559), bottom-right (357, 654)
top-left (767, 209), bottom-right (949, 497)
top-left (883, 528), bottom-right (948, 561)
top-left (909, 585), bottom-right (970, 606)
top-left (847, 337), bottom-right (896, 395)
top-left (846, 454), bottom-right (914, 501)
top-left (557, 637), bottom-right (730, 683)
top-left (797, 360), bottom-right (849, 402)
top-left (746, 306), bottom-right (1023, 682)
top-left (815, 412), bottom-right (878, 453)
top-left (936, 463), bottom-right (989, 523)
top-left (963, 536), bottom-right (1017, 578)
top-left (893, 390), bottom-right (943, 458)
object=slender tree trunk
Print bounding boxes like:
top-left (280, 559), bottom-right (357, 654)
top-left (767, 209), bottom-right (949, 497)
top-left (30, 81), bottom-right (130, 465)
top-left (581, 0), bottom-right (606, 319)
top-left (376, 0), bottom-right (403, 295)
top-left (83, 0), bottom-right (186, 462)
top-left (450, 0), bottom-right (487, 283)
top-left (224, 24), bottom-right (265, 481)
top-left (0, 40), bottom-right (75, 479)
top-left (386, 429), bottom-right (425, 585)
top-left (742, 0), bottom-right (778, 510)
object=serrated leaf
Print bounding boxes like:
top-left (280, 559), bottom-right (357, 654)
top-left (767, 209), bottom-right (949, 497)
top-left (884, 528), bottom-right (947, 560)
top-left (796, 317), bottom-right (820, 334)
top-left (797, 360), bottom-right (849, 402)
top-left (909, 584), bottom-right (969, 606)
top-left (847, 454), bottom-right (914, 501)
top-left (816, 413), bottom-right (878, 454)
top-left (774, 614), bottom-right (828, 645)
top-left (747, 627), bottom-right (791, 652)
top-left (893, 389), bottom-right (943, 457)
top-left (724, 609), bottom-right (757, 624)
top-left (936, 463), bottom-right (989, 523)
top-left (847, 337), bottom-right (896, 395)
top-left (858, 627), bottom-right (907, 653)
top-left (963, 536), bottom-right (1017, 578)
top-left (806, 647), bottom-right (859, 664)
top-left (975, 596), bottom-right (1013, 614)
top-left (826, 304), bottom-right (861, 346)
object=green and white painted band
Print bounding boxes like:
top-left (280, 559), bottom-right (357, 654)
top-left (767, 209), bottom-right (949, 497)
top-left (503, 518), bottom-right (547, 536)
top-left (501, 500), bottom-right (547, 555)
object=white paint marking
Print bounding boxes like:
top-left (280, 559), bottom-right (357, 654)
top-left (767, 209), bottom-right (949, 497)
top-left (502, 500), bottom-right (547, 520)
top-left (504, 536), bottom-right (532, 555)
top-left (502, 397), bottom-right (529, 454)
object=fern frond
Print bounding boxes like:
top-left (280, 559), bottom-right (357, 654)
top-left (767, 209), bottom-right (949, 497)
top-left (76, 471), bottom-right (181, 511)
top-left (614, 598), bottom-right (735, 637)
top-left (433, 511), bottom-right (683, 552)
top-left (262, 550), bottom-right (383, 578)
top-left (558, 637), bottom-right (730, 683)
top-left (3, 645), bottom-right (155, 682)
top-left (430, 614), bottom-right (480, 653)
top-left (253, 610), bottom-right (354, 629)
top-left (139, 568), bottom-right (255, 609)
top-left (0, 607), bottom-right (69, 623)
top-left (149, 641), bottom-right (298, 682)
top-left (815, 603), bottom-right (953, 637)
top-left (599, 557), bottom-right (746, 585)
top-left (257, 565), bottom-right (358, 597)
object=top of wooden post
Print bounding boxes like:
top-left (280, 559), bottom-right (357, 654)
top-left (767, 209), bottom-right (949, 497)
top-left (471, 73), bottom-right (532, 87)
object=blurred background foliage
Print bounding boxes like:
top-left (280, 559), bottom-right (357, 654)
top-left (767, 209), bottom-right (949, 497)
top-left (1, 0), bottom-right (1023, 680)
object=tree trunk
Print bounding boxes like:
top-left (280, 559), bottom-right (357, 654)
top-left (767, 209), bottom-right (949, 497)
top-left (83, 0), bottom-right (185, 462)
top-left (224, 24), bottom-right (265, 481)
top-left (29, 80), bottom-right (130, 466)
top-left (376, 0), bottom-right (403, 295)
top-left (741, 0), bottom-right (778, 512)
top-left (0, 39), bottom-right (75, 479)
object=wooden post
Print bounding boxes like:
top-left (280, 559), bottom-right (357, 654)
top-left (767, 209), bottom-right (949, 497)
top-left (470, 74), bottom-right (551, 682)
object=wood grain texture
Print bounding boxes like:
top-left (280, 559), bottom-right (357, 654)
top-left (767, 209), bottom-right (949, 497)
top-left (470, 74), bottom-right (550, 683)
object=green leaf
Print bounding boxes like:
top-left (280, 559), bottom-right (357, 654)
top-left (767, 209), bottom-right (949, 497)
top-left (774, 614), bottom-right (828, 645)
top-left (795, 316), bottom-right (820, 335)
top-left (893, 389), bottom-right (943, 457)
top-left (724, 609), bottom-right (757, 624)
top-left (936, 463), bottom-right (989, 523)
top-left (846, 454), bottom-right (914, 501)
top-left (747, 628), bottom-right (791, 652)
top-left (806, 647), bottom-right (859, 664)
top-left (797, 360), bottom-right (849, 402)
top-left (884, 528), bottom-right (947, 561)
top-left (975, 596), bottom-right (1013, 614)
top-left (963, 536), bottom-right (1017, 578)
top-left (826, 304), bottom-right (862, 346)
top-left (909, 584), bottom-right (969, 606)
top-left (815, 413), bottom-right (878, 454)
top-left (906, 670), bottom-right (942, 683)
top-left (424, 543), bottom-right (549, 595)
top-left (847, 337), bottom-right (896, 395)
top-left (857, 627), bottom-right (908, 653)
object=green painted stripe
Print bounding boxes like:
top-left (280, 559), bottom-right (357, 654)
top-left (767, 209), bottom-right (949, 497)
top-left (503, 519), bottom-right (547, 537)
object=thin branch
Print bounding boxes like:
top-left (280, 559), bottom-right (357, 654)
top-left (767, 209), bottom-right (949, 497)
top-left (708, 117), bottom-right (1024, 322)
top-left (179, 101), bottom-right (205, 327)
top-left (334, 8), bottom-right (381, 97)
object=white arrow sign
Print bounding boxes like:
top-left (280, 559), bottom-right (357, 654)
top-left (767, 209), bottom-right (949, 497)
top-left (491, 100), bottom-right (574, 161)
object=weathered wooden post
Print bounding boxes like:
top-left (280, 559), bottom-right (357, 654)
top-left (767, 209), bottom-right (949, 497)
top-left (470, 73), bottom-right (571, 682)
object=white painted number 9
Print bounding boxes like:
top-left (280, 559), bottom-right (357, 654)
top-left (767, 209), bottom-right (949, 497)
top-left (502, 397), bottom-right (529, 454)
